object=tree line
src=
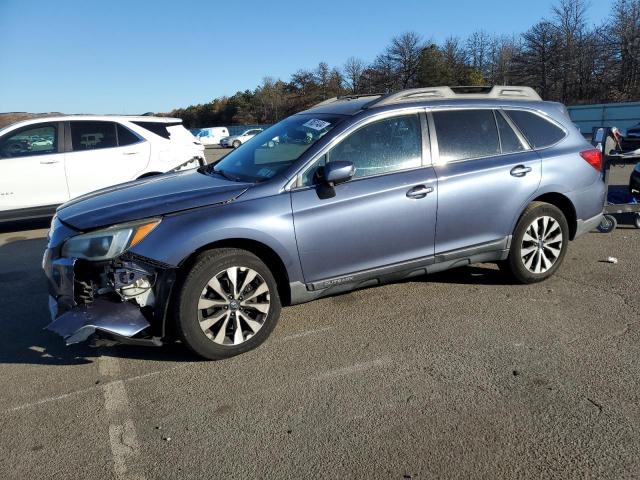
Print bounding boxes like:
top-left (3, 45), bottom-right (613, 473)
top-left (168, 0), bottom-right (640, 128)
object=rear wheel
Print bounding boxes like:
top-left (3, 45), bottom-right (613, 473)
top-left (232, 140), bottom-right (241, 149)
top-left (501, 202), bottom-right (569, 283)
top-left (175, 249), bottom-right (281, 360)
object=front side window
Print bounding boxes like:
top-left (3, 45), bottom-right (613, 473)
top-left (70, 121), bottom-right (117, 151)
top-left (505, 110), bottom-right (566, 149)
top-left (0, 123), bottom-right (58, 158)
top-left (207, 114), bottom-right (344, 183)
top-left (304, 113), bottom-right (422, 184)
top-left (433, 109), bottom-right (500, 163)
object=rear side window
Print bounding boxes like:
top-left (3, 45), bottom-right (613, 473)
top-left (433, 110), bottom-right (500, 162)
top-left (496, 112), bottom-right (526, 154)
top-left (70, 121), bottom-right (117, 151)
top-left (505, 110), bottom-right (566, 148)
top-left (116, 124), bottom-right (140, 146)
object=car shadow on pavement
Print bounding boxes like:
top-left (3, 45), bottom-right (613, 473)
top-left (0, 235), bottom-right (200, 366)
top-left (422, 264), bottom-right (511, 286)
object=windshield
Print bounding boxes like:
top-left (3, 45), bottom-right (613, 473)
top-left (206, 114), bottom-right (345, 182)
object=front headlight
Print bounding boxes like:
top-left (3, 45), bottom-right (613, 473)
top-left (61, 218), bottom-right (161, 261)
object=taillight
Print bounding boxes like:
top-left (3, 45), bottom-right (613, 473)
top-left (580, 149), bottom-right (602, 171)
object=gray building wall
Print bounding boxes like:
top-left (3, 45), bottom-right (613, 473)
top-left (568, 102), bottom-right (640, 134)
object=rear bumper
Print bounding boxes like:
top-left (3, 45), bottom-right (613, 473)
top-left (575, 213), bottom-right (603, 238)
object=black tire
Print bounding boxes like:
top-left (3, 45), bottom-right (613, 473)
top-left (502, 202), bottom-right (569, 284)
top-left (633, 213), bottom-right (640, 229)
top-left (232, 140), bottom-right (241, 149)
top-left (175, 248), bottom-right (281, 360)
top-left (597, 214), bottom-right (617, 233)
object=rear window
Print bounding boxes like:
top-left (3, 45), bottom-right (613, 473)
top-left (433, 109), bottom-right (500, 162)
top-left (505, 110), bottom-right (566, 149)
top-left (70, 121), bottom-right (117, 151)
top-left (132, 121), bottom-right (181, 140)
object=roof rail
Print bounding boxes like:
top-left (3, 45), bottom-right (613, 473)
top-left (311, 93), bottom-right (384, 109)
top-left (363, 85), bottom-right (541, 109)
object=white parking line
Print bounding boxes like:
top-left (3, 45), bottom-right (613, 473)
top-left (98, 355), bottom-right (145, 480)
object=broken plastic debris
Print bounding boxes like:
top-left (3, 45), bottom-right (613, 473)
top-left (605, 257), bottom-right (618, 264)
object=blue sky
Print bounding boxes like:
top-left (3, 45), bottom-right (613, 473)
top-left (0, 0), bottom-right (611, 114)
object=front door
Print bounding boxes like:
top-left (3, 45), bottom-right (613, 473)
top-left (430, 108), bottom-right (542, 254)
top-left (0, 122), bottom-right (68, 212)
top-left (291, 112), bottom-right (437, 284)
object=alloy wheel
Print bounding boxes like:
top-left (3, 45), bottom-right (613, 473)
top-left (197, 266), bottom-right (270, 346)
top-left (520, 215), bottom-right (563, 274)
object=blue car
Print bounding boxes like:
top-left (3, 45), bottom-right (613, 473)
top-left (44, 86), bottom-right (606, 359)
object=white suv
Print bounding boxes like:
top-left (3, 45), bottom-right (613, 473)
top-left (0, 115), bottom-right (205, 222)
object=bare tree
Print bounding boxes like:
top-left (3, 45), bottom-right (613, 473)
top-left (343, 57), bottom-right (366, 93)
top-left (607, 0), bottom-right (640, 99)
top-left (384, 31), bottom-right (425, 88)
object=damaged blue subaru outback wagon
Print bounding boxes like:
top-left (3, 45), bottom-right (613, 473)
top-left (44, 86), bottom-right (606, 359)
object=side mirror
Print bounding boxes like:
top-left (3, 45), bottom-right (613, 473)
top-left (324, 161), bottom-right (355, 186)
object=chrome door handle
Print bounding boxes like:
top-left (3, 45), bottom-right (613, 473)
top-left (510, 165), bottom-right (532, 177)
top-left (39, 159), bottom-right (60, 164)
top-left (406, 185), bottom-right (434, 199)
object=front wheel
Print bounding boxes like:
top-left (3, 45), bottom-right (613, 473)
top-left (175, 249), bottom-right (281, 360)
top-left (501, 202), bottom-right (569, 284)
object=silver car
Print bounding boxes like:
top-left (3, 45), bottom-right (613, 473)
top-left (220, 128), bottom-right (263, 148)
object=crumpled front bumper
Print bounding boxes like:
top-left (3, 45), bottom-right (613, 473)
top-left (43, 249), bottom-right (153, 345)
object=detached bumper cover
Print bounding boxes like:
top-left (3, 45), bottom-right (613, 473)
top-left (43, 249), bottom-right (151, 345)
top-left (46, 297), bottom-right (150, 344)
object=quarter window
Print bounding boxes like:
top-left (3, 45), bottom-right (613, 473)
top-left (70, 121), bottom-right (117, 151)
top-left (433, 109), bottom-right (500, 162)
top-left (505, 110), bottom-right (566, 148)
top-left (315, 114), bottom-right (422, 182)
top-left (0, 123), bottom-right (58, 158)
top-left (496, 112), bottom-right (526, 154)
top-left (116, 124), bottom-right (140, 146)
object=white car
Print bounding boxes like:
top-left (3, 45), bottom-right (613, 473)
top-left (0, 115), bottom-right (205, 222)
top-left (220, 128), bottom-right (263, 148)
top-left (193, 127), bottom-right (229, 145)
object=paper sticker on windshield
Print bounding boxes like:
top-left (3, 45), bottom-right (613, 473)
top-left (303, 119), bottom-right (331, 131)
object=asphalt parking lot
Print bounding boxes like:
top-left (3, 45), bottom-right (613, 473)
top-left (0, 165), bottom-right (638, 479)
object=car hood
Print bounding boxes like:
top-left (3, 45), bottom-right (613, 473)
top-left (57, 169), bottom-right (251, 230)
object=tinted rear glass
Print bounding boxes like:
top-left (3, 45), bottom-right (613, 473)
top-left (117, 124), bottom-right (140, 146)
top-left (505, 110), bottom-right (565, 148)
top-left (132, 121), bottom-right (180, 139)
top-left (433, 109), bottom-right (500, 162)
top-left (70, 121), bottom-right (117, 151)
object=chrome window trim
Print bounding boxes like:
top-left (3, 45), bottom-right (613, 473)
top-left (286, 106), bottom-right (429, 191)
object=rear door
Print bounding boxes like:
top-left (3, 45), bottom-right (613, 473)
top-left (64, 120), bottom-right (150, 198)
top-left (291, 111), bottom-right (437, 284)
top-left (0, 122), bottom-right (68, 212)
top-left (430, 108), bottom-right (541, 254)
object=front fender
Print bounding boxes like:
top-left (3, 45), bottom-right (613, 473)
top-left (129, 193), bottom-right (304, 284)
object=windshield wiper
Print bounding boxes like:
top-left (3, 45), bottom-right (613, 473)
top-left (211, 168), bottom-right (241, 182)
